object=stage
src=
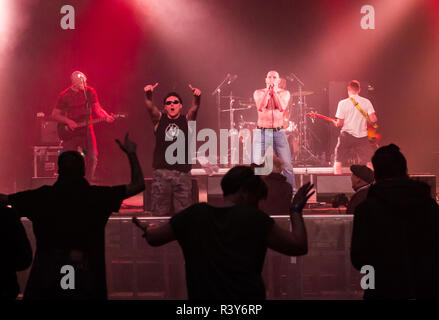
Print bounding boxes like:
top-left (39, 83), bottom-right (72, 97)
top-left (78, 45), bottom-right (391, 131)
top-left (15, 165), bottom-right (438, 300)
top-left (17, 212), bottom-right (363, 300)
top-left (3, 0), bottom-right (439, 302)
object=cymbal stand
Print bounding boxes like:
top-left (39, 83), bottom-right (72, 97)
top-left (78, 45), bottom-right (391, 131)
top-left (288, 73), bottom-right (320, 165)
top-left (212, 74), bottom-right (231, 133)
top-left (228, 94), bottom-right (240, 165)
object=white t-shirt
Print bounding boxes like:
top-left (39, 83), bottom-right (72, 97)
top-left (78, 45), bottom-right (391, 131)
top-left (335, 94), bottom-right (375, 138)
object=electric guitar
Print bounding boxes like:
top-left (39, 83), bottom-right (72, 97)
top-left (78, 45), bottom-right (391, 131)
top-left (57, 113), bottom-right (127, 141)
top-left (306, 111), bottom-right (381, 146)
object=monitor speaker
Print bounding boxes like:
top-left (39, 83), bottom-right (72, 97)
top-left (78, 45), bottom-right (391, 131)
top-left (410, 174), bottom-right (436, 199)
top-left (316, 174), bottom-right (437, 203)
top-left (31, 177), bottom-right (56, 189)
top-left (207, 175), bottom-right (225, 206)
top-left (316, 174), bottom-right (354, 203)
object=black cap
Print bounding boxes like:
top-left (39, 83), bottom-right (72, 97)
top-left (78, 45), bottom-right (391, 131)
top-left (350, 165), bottom-right (374, 184)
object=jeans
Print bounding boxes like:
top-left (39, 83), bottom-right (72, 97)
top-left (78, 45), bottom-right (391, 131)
top-left (253, 128), bottom-right (295, 192)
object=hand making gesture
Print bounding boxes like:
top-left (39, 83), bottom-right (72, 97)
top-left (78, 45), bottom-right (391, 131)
top-left (188, 84), bottom-right (201, 96)
top-left (115, 133), bottom-right (137, 154)
top-left (144, 82), bottom-right (159, 93)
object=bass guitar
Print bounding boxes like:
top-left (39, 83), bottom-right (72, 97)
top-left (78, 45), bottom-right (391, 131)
top-left (57, 113), bottom-right (126, 141)
top-left (306, 111), bottom-right (381, 146)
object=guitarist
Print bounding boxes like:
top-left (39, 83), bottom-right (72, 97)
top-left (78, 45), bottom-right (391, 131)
top-left (52, 71), bottom-right (115, 181)
top-left (333, 80), bottom-right (377, 174)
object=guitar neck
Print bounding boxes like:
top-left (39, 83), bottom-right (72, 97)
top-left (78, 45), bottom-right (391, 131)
top-left (77, 117), bottom-right (107, 128)
top-left (308, 113), bottom-right (336, 123)
top-left (317, 115), bottom-right (335, 123)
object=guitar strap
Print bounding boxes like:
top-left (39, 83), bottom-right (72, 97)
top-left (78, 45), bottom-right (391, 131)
top-left (349, 97), bottom-right (378, 129)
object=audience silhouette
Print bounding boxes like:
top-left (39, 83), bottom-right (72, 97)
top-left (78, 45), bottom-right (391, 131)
top-left (351, 144), bottom-right (439, 299)
top-left (259, 156), bottom-right (293, 215)
top-left (134, 165), bottom-right (313, 300)
top-left (0, 205), bottom-right (33, 299)
top-left (0, 133), bottom-right (144, 299)
top-left (346, 164), bottom-right (374, 215)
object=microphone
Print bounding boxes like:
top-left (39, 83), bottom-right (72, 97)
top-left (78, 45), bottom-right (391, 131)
top-left (77, 73), bottom-right (86, 85)
top-left (227, 74), bottom-right (238, 85)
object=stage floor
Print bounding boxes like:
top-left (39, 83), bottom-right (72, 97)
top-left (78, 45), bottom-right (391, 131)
top-left (18, 214), bottom-right (361, 300)
top-left (121, 185), bottom-right (346, 215)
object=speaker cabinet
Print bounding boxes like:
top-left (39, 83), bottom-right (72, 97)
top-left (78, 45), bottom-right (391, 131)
top-left (316, 174), bottom-right (354, 203)
top-left (38, 120), bottom-right (61, 145)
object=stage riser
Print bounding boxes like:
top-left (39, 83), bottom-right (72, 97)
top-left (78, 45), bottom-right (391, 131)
top-left (17, 215), bottom-right (363, 300)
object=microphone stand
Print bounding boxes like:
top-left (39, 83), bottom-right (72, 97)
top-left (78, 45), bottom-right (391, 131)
top-left (212, 74), bottom-right (231, 134)
top-left (287, 73), bottom-right (319, 165)
top-left (80, 77), bottom-right (90, 159)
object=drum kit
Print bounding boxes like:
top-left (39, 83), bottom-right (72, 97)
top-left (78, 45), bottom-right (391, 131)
top-left (212, 73), bottom-right (322, 166)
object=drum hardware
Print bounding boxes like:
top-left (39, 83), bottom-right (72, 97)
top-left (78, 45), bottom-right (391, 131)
top-left (287, 72), bottom-right (320, 165)
top-left (220, 95), bottom-right (248, 100)
top-left (237, 102), bottom-right (256, 108)
top-left (213, 73), bottom-right (253, 166)
top-left (291, 90), bottom-right (314, 97)
top-left (220, 106), bottom-right (252, 112)
top-left (212, 73), bottom-right (239, 135)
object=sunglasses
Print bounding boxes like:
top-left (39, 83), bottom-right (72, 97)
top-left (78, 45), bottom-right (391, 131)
top-left (165, 100), bottom-right (180, 105)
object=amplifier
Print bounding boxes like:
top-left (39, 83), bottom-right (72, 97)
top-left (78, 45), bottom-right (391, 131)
top-left (37, 116), bottom-right (61, 145)
top-left (33, 146), bottom-right (63, 178)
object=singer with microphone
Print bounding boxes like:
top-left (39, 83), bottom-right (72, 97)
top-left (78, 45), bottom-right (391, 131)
top-left (253, 70), bottom-right (295, 193)
top-left (52, 71), bottom-right (115, 182)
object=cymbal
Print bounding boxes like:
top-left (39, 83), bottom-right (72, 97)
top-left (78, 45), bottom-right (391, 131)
top-left (221, 107), bottom-right (253, 112)
top-left (290, 105), bottom-right (318, 110)
top-left (238, 102), bottom-right (255, 107)
top-left (221, 95), bottom-right (248, 100)
top-left (291, 90), bottom-right (314, 97)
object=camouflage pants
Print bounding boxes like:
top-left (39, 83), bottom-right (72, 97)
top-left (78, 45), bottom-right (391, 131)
top-left (151, 169), bottom-right (192, 216)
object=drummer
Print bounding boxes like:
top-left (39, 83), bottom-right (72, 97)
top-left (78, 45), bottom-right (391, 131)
top-left (253, 70), bottom-right (295, 192)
